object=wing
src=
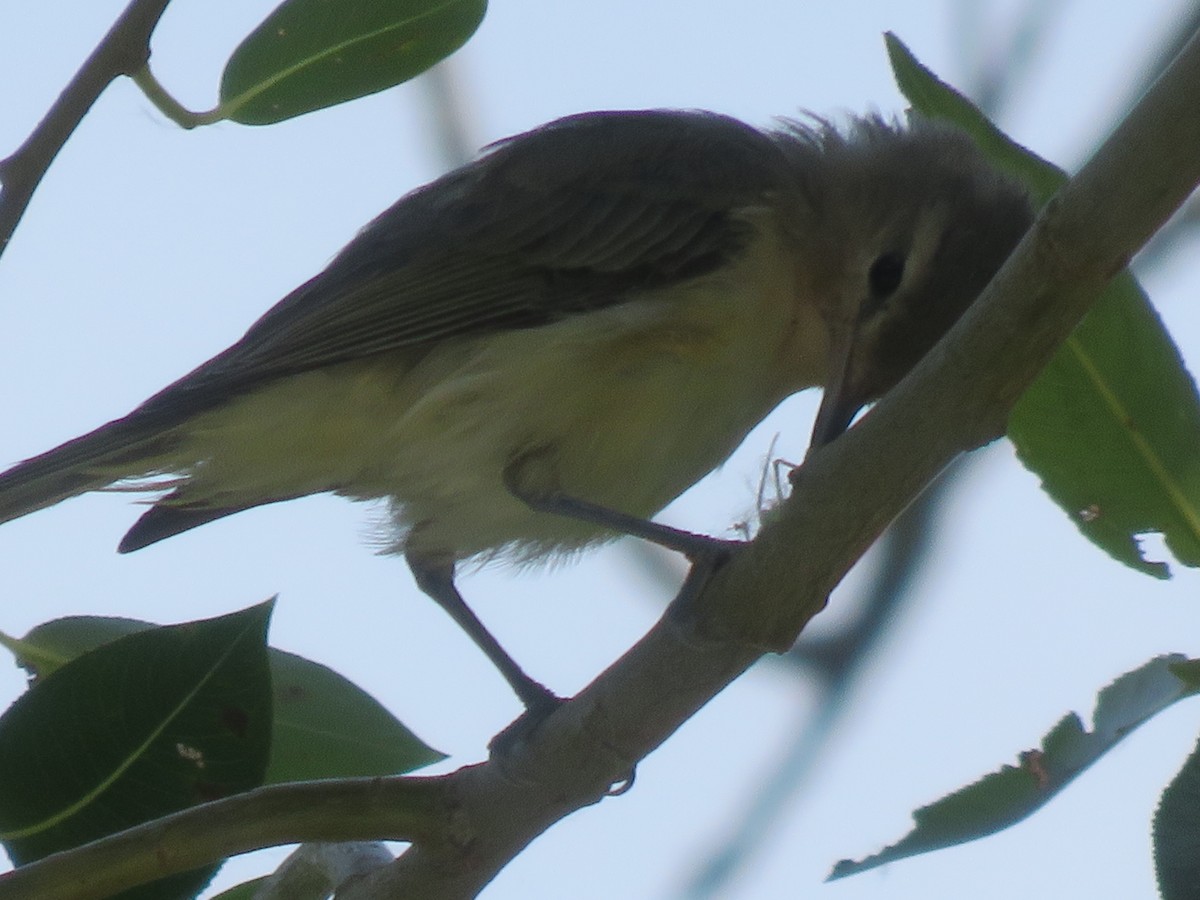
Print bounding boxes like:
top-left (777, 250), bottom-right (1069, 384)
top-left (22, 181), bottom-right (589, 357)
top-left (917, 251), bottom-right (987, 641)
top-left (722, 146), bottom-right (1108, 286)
top-left (135, 109), bottom-right (796, 420)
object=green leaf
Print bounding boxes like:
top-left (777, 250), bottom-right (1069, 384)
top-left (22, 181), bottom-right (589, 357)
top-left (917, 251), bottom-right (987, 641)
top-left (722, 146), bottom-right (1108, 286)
top-left (1154, 734), bottom-right (1200, 900)
top-left (208, 876), bottom-right (268, 900)
top-left (1009, 279), bottom-right (1200, 576)
top-left (268, 649), bottom-right (444, 782)
top-left (830, 655), bottom-right (1200, 879)
top-left (219, 0), bottom-right (487, 125)
top-left (885, 33), bottom-right (1061, 202)
top-left (887, 32), bottom-right (1200, 578)
top-left (0, 603), bottom-right (274, 899)
top-left (7, 614), bottom-right (444, 782)
top-left (0, 615), bottom-right (150, 680)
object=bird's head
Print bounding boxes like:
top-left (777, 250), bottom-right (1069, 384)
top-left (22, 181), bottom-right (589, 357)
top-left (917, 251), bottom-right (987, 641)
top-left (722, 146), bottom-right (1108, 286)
top-left (782, 118), bottom-right (1034, 449)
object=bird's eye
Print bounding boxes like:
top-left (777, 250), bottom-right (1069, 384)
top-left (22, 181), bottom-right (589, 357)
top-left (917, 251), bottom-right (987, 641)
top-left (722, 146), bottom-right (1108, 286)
top-left (867, 250), bottom-right (906, 301)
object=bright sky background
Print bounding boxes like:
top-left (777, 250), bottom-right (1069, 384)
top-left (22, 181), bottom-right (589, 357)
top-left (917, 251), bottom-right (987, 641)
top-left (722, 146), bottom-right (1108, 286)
top-left (2, 2), bottom-right (1199, 898)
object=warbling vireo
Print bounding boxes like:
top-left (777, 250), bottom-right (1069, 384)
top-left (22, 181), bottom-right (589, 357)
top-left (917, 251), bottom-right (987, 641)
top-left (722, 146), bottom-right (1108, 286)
top-left (0, 110), bottom-right (1032, 709)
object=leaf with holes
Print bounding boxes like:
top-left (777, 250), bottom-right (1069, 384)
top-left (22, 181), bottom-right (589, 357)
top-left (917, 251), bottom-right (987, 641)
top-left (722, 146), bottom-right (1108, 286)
top-left (0, 603), bottom-right (274, 898)
top-left (886, 32), bottom-right (1200, 577)
top-left (1154, 727), bottom-right (1200, 900)
top-left (3, 613), bottom-right (444, 784)
top-left (831, 655), bottom-right (1200, 879)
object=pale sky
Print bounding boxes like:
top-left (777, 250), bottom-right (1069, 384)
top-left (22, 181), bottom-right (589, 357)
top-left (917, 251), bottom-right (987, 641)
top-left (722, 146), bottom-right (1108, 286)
top-left (2, 2), bottom-right (1198, 898)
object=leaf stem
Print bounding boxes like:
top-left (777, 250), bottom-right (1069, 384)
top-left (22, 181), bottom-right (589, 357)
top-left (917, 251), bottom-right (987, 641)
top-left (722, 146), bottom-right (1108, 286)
top-left (0, 0), bottom-right (174, 261)
top-left (129, 65), bottom-right (224, 128)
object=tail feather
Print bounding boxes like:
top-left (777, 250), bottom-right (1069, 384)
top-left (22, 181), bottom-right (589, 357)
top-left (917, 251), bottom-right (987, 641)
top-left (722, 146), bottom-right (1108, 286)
top-left (119, 499), bottom-right (273, 552)
top-left (0, 414), bottom-right (180, 526)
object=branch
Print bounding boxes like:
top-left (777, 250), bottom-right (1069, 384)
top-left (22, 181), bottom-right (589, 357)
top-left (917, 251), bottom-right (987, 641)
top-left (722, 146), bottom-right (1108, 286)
top-left (953, 0), bottom-right (1068, 120)
top-left (255, 842), bottom-right (395, 899)
top-left (420, 60), bottom-right (480, 171)
top-left (682, 457), bottom-right (975, 899)
top-left (1135, 189), bottom-right (1200, 273)
top-left (342, 28), bottom-right (1200, 898)
top-left (0, 777), bottom-right (448, 900)
top-left (0, 0), bottom-right (172, 260)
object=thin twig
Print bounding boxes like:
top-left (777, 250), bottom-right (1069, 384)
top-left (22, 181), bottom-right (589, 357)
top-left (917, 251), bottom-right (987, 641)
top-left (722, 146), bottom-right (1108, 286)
top-left (954, 0), bottom-right (1068, 119)
top-left (0, 0), bottom-right (173, 260)
top-left (420, 59), bottom-right (480, 170)
top-left (680, 458), bottom-right (973, 899)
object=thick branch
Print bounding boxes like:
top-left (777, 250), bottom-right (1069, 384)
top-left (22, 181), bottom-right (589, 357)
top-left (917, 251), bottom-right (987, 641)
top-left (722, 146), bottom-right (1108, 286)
top-left (347, 25), bottom-right (1200, 899)
top-left (0, 0), bottom-right (172, 259)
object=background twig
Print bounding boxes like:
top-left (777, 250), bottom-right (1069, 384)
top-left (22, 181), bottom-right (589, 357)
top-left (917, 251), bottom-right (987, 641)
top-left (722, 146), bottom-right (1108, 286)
top-left (0, 0), bottom-right (172, 259)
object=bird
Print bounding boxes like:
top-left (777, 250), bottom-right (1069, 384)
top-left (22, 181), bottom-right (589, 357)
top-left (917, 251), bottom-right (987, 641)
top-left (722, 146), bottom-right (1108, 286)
top-left (0, 109), bottom-right (1032, 711)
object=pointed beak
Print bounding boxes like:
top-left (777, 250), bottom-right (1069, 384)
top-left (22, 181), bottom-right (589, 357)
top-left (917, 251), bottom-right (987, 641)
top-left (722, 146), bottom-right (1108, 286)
top-left (809, 320), bottom-right (868, 451)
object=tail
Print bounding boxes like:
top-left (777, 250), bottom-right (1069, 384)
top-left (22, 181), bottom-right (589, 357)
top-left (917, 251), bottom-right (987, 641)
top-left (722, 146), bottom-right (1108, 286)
top-left (1, 411), bottom-right (292, 551)
top-left (0, 413), bottom-right (180, 527)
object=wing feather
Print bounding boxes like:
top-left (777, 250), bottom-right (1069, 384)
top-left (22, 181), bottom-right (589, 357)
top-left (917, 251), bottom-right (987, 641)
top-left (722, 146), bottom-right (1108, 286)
top-left (135, 110), bottom-right (796, 420)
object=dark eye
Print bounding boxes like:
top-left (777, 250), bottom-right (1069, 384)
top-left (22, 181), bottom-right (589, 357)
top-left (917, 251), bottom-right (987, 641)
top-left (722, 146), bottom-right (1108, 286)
top-left (867, 250), bottom-right (906, 301)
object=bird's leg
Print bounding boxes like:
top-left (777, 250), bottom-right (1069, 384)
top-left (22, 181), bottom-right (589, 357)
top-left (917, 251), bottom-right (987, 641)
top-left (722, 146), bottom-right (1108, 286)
top-left (484, 457), bottom-right (744, 782)
top-left (502, 455), bottom-right (743, 615)
top-left (502, 455), bottom-right (744, 560)
top-left (405, 550), bottom-right (561, 717)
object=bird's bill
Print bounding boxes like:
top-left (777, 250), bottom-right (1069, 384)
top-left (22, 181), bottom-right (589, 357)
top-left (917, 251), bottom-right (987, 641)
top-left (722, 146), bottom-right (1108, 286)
top-left (808, 320), bottom-right (867, 451)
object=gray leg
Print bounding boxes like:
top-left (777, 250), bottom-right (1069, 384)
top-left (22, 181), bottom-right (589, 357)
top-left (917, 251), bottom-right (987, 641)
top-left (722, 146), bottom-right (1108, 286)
top-left (501, 457), bottom-right (743, 560)
top-left (405, 550), bottom-right (560, 715)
